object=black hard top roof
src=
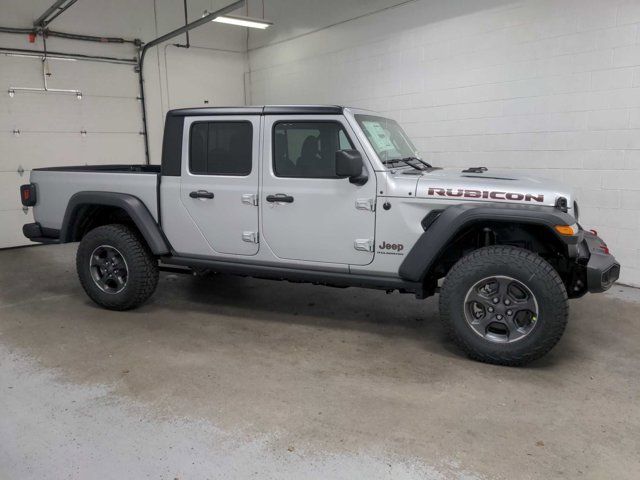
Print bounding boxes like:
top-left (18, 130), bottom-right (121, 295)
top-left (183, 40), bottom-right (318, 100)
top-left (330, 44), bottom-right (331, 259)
top-left (167, 105), bottom-right (344, 117)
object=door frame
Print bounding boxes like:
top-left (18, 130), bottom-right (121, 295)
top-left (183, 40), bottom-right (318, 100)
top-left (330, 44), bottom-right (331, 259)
top-left (179, 114), bottom-right (262, 257)
top-left (259, 114), bottom-right (378, 266)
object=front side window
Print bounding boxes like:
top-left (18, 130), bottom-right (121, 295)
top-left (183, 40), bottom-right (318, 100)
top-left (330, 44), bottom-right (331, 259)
top-left (354, 114), bottom-right (419, 163)
top-left (190, 121), bottom-right (252, 176)
top-left (273, 121), bottom-right (354, 178)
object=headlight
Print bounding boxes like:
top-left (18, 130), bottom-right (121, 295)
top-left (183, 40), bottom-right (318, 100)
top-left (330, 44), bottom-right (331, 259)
top-left (555, 196), bottom-right (568, 212)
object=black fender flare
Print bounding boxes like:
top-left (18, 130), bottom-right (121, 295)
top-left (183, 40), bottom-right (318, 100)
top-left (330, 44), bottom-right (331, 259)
top-left (60, 191), bottom-right (170, 255)
top-left (398, 203), bottom-right (579, 282)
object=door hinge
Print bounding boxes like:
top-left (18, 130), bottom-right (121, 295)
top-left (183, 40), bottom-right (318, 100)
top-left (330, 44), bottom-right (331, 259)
top-left (355, 198), bottom-right (375, 211)
top-left (354, 238), bottom-right (374, 252)
top-left (242, 193), bottom-right (258, 206)
top-left (242, 231), bottom-right (259, 243)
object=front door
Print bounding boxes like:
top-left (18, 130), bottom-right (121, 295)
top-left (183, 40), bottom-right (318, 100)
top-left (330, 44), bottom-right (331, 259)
top-left (261, 116), bottom-right (376, 265)
top-left (180, 116), bottom-right (260, 256)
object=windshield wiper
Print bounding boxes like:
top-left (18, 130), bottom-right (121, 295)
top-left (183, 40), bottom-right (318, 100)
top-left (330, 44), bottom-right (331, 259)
top-left (403, 156), bottom-right (432, 168)
top-left (381, 158), bottom-right (420, 170)
top-left (382, 157), bottom-right (432, 170)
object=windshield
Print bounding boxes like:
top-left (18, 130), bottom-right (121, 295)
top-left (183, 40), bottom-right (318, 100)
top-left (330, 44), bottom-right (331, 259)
top-left (355, 114), bottom-right (421, 164)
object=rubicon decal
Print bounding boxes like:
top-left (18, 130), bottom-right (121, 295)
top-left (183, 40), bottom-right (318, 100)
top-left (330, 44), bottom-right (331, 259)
top-left (427, 188), bottom-right (544, 203)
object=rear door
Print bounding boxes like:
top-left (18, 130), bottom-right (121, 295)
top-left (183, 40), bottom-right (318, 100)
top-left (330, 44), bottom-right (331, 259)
top-left (261, 115), bottom-right (376, 265)
top-left (180, 116), bottom-right (260, 256)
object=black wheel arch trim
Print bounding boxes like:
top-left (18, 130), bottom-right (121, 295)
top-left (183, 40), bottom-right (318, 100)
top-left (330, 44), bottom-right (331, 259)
top-left (60, 191), bottom-right (170, 255)
top-left (399, 202), bottom-right (580, 282)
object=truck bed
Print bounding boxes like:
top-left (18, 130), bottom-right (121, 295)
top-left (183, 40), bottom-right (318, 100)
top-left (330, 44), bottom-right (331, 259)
top-left (31, 164), bottom-right (160, 232)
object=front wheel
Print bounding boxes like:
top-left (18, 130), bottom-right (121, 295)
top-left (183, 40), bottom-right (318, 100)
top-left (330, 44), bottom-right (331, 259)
top-left (439, 246), bottom-right (568, 366)
top-left (76, 224), bottom-right (159, 310)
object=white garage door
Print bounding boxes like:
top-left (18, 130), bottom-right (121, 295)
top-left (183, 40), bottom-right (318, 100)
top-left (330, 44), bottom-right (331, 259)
top-left (0, 54), bottom-right (144, 248)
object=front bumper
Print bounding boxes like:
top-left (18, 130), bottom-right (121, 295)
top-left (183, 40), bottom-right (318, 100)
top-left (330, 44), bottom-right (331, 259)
top-left (579, 230), bottom-right (620, 293)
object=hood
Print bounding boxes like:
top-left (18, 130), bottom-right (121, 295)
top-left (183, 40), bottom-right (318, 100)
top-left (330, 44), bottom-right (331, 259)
top-left (411, 168), bottom-right (574, 209)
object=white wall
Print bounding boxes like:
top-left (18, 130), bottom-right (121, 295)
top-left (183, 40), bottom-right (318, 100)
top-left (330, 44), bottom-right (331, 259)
top-left (0, 0), bottom-right (247, 247)
top-left (248, 0), bottom-right (640, 287)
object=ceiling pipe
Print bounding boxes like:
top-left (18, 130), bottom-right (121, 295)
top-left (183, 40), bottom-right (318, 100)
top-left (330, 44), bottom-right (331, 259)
top-left (33, 0), bottom-right (67, 26)
top-left (0, 26), bottom-right (33, 34)
top-left (33, 0), bottom-right (77, 28)
top-left (174, 0), bottom-right (191, 49)
top-left (140, 0), bottom-right (244, 56)
top-left (38, 0), bottom-right (79, 28)
top-left (46, 30), bottom-right (142, 45)
top-left (0, 25), bottom-right (141, 46)
top-left (137, 0), bottom-right (245, 164)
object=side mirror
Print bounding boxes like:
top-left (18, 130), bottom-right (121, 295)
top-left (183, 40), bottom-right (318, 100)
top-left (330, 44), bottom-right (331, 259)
top-left (335, 149), bottom-right (368, 185)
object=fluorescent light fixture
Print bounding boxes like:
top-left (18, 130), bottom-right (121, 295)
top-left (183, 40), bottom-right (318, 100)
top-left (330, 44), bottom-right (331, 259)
top-left (212, 14), bottom-right (272, 29)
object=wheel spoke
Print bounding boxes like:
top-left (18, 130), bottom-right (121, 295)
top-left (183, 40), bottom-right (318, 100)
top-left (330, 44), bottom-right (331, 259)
top-left (470, 314), bottom-right (494, 334)
top-left (503, 315), bottom-right (530, 342)
top-left (495, 276), bottom-right (510, 295)
top-left (89, 245), bottom-right (129, 294)
top-left (498, 278), bottom-right (521, 304)
top-left (466, 289), bottom-right (490, 307)
top-left (513, 295), bottom-right (537, 313)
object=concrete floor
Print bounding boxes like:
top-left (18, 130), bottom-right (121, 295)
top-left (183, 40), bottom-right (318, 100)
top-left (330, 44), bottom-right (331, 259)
top-left (0, 244), bottom-right (639, 480)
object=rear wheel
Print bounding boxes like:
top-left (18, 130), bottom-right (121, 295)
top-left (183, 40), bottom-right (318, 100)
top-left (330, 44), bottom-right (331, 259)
top-left (439, 246), bottom-right (568, 366)
top-left (76, 224), bottom-right (159, 310)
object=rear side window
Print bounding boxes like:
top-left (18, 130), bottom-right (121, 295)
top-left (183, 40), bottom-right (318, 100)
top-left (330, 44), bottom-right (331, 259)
top-left (189, 121), bottom-right (252, 176)
top-left (273, 121), bottom-right (354, 178)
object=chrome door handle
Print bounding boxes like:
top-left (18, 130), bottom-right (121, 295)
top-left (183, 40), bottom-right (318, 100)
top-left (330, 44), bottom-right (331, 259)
top-left (266, 194), bottom-right (294, 203)
top-left (190, 190), bottom-right (214, 199)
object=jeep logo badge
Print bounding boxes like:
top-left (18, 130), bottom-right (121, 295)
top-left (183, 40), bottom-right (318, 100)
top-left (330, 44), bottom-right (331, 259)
top-left (378, 241), bottom-right (404, 255)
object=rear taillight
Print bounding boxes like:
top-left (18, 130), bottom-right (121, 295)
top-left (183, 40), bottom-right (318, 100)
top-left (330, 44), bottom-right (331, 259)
top-left (20, 184), bottom-right (36, 207)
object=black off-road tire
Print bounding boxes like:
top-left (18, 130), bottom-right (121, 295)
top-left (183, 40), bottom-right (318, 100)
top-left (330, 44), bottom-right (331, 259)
top-left (439, 246), bottom-right (568, 366)
top-left (76, 224), bottom-right (159, 311)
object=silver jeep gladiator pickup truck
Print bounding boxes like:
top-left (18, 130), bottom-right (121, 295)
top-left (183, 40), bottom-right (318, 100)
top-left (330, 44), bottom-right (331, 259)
top-left (20, 105), bottom-right (620, 365)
